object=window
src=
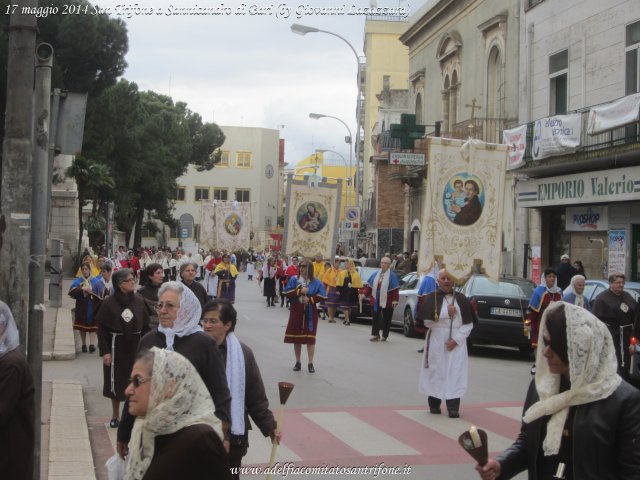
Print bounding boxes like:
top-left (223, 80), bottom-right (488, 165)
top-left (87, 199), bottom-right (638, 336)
top-left (626, 21), bottom-right (640, 95)
top-left (213, 188), bottom-right (228, 201)
top-left (194, 224), bottom-right (200, 241)
top-left (549, 50), bottom-right (568, 115)
top-left (235, 189), bottom-right (250, 202)
top-left (194, 187), bottom-right (209, 202)
top-left (236, 151), bottom-right (252, 168)
top-left (219, 151), bottom-right (230, 167)
top-left (172, 186), bottom-right (186, 202)
top-left (141, 225), bottom-right (156, 238)
top-left (169, 225), bottom-right (178, 239)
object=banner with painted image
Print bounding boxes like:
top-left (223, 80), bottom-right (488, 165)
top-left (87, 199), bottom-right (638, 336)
top-left (502, 124), bottom-right (527, 170)
top-left (200, 201), bottom-right (251, 252)
top-left (418, 137), bottom-right (507, 282)
top-left (532, 114), bottom-right (581, 160)
top-left (283, 174), bottom-right (341, 259)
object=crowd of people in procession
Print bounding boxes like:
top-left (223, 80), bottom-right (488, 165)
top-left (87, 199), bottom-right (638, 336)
top-left (3, 240), bottom-right (640, 479)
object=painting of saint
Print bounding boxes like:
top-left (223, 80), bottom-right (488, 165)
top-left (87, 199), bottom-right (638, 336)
top-left (224, 213), bottom-right (242, 236)
top-left (443, 175), bottom-right (484, 226)
top-left (297, 202), bottom-right (327, 233)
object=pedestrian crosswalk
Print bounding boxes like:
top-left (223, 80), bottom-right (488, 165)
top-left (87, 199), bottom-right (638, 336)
top-left (243, 402), bottom-right (523, 467)
top-left (96, 401), bottom-right (524, 471)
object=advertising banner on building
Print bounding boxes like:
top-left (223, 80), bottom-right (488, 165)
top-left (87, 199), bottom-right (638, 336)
top-left (565, 206), bottom-right (608, 231)
top-left (502, 124), bottom-right (527, 170)
top-left (418, 137), bottom-right (508, 282)
top-left (532, 114), bottom-right (581, 160)
top-left (199, 201), bottom-right (251, 252)
top-left (608, 229), bottom-right (626, 277)
top-left (283, 175), bottom-right (341, 258)
top-left (587, 93), bottom-right (640, 135)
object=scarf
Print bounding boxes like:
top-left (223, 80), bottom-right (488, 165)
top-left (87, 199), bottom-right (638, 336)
top-left (522, 301), bottom-right (621, 456)
top-left (370, 269), bottom-right (399, 311)
top-left (0, 301), bottom-right (20, 358)
top-left (158, 284), bottom-right (203, 351)
top-left (125, 348), bottom-right (219, 480)
top-left (568, 275), bottom-right (586, 307)
top-left (225, 333), bottom-right (246, 436)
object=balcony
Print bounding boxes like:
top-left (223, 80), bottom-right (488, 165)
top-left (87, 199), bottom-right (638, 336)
top-left (445, 117), bottom-right (511, 143)
top-left (517, 104), bottom-right (640, 176)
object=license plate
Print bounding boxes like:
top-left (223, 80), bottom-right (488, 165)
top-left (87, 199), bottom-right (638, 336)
top-left (490, 307), bottom-right (521, 318)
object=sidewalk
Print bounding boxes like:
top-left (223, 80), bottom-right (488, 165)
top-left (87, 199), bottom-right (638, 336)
top-left (42, 278), bottom-right (97, 480)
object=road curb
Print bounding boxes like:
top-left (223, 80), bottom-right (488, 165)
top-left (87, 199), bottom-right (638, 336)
top-left (51, 307), bottom-right (76, 360)
top-left (48, 380), bottom-right (96, 480)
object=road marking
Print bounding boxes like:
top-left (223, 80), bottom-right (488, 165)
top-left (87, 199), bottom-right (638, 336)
top-left (487, 406), bottom-right (523, 421)
top-left (303, 411), bottom-right (420, 456)
top-left (396, 409), bottom-right (515, 452)
top-left (244, 429), bottom-right (302, 465)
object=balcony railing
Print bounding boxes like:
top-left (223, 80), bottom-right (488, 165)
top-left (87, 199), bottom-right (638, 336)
top-left (445, 118), bottom-right (510, 143)
top-left (519, 107), bottom-right (640, 167)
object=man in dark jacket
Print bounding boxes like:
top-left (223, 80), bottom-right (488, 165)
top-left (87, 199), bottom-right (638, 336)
top-left (555, 254), bottom-right (577, 291)
top-left (476, 301), bottom-right (640, 480)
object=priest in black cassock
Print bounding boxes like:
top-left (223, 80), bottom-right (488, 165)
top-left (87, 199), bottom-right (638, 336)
top-left (591, 273), bottom-right (638, 383)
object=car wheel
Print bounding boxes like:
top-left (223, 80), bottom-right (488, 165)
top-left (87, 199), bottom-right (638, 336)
top-left (403, 308), bottom-right (416, 338)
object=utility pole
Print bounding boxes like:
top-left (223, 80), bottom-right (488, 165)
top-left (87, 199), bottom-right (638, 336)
top-left (0, 2), bottom-right (38, 349)
top-left (29, 42), bottom-right (54, 480)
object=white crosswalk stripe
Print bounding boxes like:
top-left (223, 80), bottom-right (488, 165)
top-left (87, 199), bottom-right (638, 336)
top-left (303, 411), bottom-right (421, 456)
top-left (396, 409), bottom-right (515, 452)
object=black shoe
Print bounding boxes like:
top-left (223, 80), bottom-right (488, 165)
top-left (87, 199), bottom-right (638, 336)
top-left (109, 418), bottom-right (119, 428)
top-left (308, 363), bottom-right (315, 373)
top-left (448, 411), bottom-right (460, 418)
top-left (293, 362), bottom-right (301, 371)
top-left (89, 345), bottom-right (96, 353)
top-left (429, 407), bottom-right (441, 414)
top-left (81, 345), bottom-right (87, 353)
top-left (530, 364), bottom-right (536, 375)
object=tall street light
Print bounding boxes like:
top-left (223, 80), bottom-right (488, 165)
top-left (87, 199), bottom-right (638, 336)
top-left (309, 113), bottom-right (353, 205)
top-left (293, 23), bottom-right (363, 209)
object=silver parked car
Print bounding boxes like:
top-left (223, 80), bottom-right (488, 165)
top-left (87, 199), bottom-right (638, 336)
top-left (391, 272), bottom-right (424, 337)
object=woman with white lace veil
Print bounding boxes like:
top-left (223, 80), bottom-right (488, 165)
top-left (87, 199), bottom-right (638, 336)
top-left (476, 301), bottom-right (640, 480)
top-left (0, 300), bottom-right (35, 480)
top-left (116, 282), bottom-right (231, 461)
top-left (124, 347), bottom-right (230, 480)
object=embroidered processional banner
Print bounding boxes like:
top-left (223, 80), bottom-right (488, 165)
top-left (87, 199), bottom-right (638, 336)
top-left (418, 137), bottom-right (508, 282)
top-left (283, 175), bottom-right (341, 259)
top-left (199, 201), bottom-right (251, 252)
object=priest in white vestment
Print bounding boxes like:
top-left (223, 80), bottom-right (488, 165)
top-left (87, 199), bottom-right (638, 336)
top-left (416, 269), bottom-right (475, 418)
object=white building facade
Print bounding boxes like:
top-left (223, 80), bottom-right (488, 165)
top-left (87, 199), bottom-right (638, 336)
top-left (145, 126), bottom-right (283, 250)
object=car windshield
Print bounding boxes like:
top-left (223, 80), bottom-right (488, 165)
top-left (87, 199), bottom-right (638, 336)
top-left (471, 277), bottom-right (534, 298)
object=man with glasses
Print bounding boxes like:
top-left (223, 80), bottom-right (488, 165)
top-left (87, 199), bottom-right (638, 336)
top-left (364, 256), bottom-right (400, 342)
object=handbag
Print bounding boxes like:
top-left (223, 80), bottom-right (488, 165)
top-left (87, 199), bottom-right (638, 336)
top-left (105, 453), bottom-right (126, 480)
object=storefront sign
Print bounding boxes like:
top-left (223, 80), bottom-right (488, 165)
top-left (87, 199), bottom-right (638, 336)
top-left (516, 165), bottom-right (640, 207)
top-left (503, 124), bottom-right (527, 170)
top-left (565, 206), bottom-right (608, 231)
top-left (532, 114), bottom-right (581, 160)
top-left (608, 229), bottom-right (626, 277)
top-left (587, 93), bottom-right (640, 135)
top-left (389, 152), bottom-right (425, 166)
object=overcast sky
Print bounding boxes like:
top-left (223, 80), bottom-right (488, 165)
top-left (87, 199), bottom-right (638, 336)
top-left (93, 0), bottom-right (417, 167)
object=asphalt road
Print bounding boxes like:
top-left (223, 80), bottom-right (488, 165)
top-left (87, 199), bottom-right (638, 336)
top-left (44, 274), bottom-right (530, 479)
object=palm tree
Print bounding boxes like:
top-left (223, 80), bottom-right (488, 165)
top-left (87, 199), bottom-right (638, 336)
top-left (65, 157), bottom-right (115, 268)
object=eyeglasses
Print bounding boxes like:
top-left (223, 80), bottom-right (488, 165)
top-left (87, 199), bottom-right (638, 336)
top-left (122, 278), bottom-right (135, 283)
top-left (155, 302), bottom-right (179, 311)
top-left (128, 375), bottom-right (151, 389)
top-left (202, 318), bottom-right (223, 325)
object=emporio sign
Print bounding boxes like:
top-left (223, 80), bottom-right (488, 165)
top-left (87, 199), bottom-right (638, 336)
top-left (516, 166), bottom-right (640, 207)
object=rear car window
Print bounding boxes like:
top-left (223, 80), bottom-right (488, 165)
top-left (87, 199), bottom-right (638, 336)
top-left (471, 277), bottom-right (532, 298)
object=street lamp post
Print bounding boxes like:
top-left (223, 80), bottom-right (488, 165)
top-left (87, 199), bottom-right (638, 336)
top-left (292, 23), bottom-right (363, 211)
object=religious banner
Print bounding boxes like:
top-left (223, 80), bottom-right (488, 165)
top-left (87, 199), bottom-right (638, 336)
top-left (418, 137), bottom-right (508, 283)
top-left (283, 175), bottom-right (341, 259)
top-left (532, 114), bottom-right (581, 160)
top-left (587, 93), bottom-right (640, 135)
top-left (502, 124), bottom-right (527, 170)
top-left (199, 201), bottom-right (251, 252)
